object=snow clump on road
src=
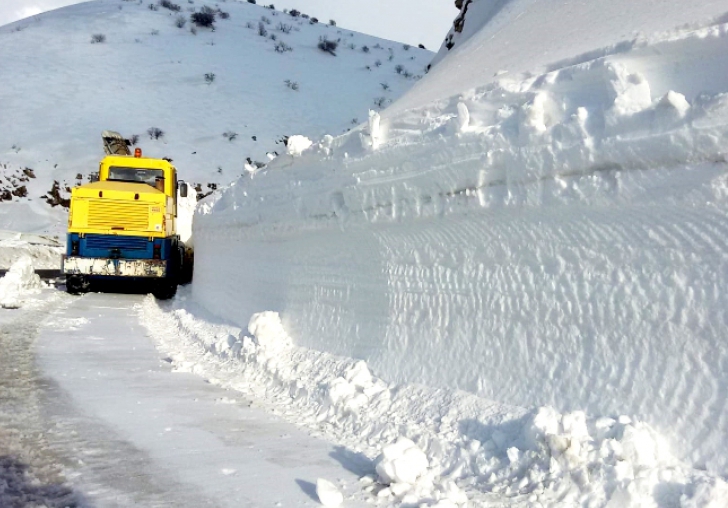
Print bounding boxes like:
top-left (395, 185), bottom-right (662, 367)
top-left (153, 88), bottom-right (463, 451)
top-left (0, 256), bottom-right (43, 309)
top-left (316, 478), bottom-right (343, 507)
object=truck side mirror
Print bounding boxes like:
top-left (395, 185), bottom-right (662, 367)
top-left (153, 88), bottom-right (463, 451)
top-left (179, 181), bottom-right (188, 198)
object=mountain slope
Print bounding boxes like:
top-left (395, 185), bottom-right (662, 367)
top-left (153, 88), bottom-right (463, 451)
top-left (0, 0), bottom-right (432, 234)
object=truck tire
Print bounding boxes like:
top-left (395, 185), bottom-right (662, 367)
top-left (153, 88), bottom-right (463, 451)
top-left (179, 248), bottom-right (194, 285)
top-left (66, 275), bottom-right (89, 295)
top-left (152, 280), bottom-right (177, 300)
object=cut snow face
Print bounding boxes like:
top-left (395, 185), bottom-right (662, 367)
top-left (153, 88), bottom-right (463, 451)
top-left (141, 294), bottom-right (728, 507)
top-left (190, 1), bottom-right (728, 482)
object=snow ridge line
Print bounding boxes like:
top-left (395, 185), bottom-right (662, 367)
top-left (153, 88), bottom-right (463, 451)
top-left (138, 295), bottom-right (726, 507)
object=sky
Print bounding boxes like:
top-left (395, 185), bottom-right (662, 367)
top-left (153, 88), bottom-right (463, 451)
top-left (0, 0), bottom-right (457, 49)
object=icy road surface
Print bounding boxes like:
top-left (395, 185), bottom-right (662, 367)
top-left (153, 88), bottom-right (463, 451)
top-left (33, 292), bottom-right (370, 507)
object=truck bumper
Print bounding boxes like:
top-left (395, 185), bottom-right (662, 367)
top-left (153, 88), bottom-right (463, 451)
top-left (62, 256), bottom-right (167, 278)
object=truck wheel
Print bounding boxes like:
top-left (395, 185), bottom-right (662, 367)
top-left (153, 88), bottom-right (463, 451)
top-left (180, 258), bottom-right (193, 285)
top-left (152, 280), bottom-right (177, 300)
top-left (66, 275), bottom-right (89, 295)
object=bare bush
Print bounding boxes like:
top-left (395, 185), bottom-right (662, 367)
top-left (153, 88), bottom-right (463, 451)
top-left (159, 0), bottom-right (181, 11)
top-left (274, 41), bottom-right (292, 53)
top-left (191, 11), bottom-right (215, 27)
top-left (317, 36), bottom-right (337, 56)
top-left (90, 33), bottom-right (106, 43)
top-left (147, 127), bottom-right (165, 140)
top-left (175, 15), bottom-right (186, 27)
top-left (284, 79), bottom-right (299, 90)
top-left (373, 97), bottom-right (390, 109)
top-left (204, 72), bottom-right (215, 84)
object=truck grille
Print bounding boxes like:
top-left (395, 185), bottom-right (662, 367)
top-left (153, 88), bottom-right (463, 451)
top-left (86, 235), bottom-right (149, 251)
top-left (87, 200), bottom-right (150, 231)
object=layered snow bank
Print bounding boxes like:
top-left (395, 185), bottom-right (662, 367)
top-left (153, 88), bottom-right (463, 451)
top-left (193, 18), bottom-right (728, 475)
top-left (141, 296), bottom-right (728, 507)
top-left (0, 256), bottom-right (43, 309)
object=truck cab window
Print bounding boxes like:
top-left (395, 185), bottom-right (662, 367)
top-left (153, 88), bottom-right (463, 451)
top-left (108, 166), bottom-right (165, 189)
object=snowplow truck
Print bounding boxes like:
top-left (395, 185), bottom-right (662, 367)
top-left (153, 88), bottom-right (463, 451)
top-left (62, 132), bottom-right (193, 299)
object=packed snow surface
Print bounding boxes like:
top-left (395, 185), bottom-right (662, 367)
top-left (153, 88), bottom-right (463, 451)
top-left (187, 1), bottom-right (728, 499)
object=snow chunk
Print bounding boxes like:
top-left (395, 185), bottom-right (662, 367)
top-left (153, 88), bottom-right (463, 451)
top-left (607, 63), bottom-right (651, 116)
top-left (286, 135), bottom-right (313, 156)
top-left (375, 437), bottom-right (429, 485)
top-left (316, 478), bottom-right (343, 507)
top-left (621, 422), bottom-right (668, 468)
top-left (658, 90), bottom-right (690, 117)
top-left (0, 255), bottom-right (42, 309)
top-left (456, 101), bottom-right (470, 132)
top-left (246, 311), bottom-right (293, 354)
top-left (655, 90), bottom-right (691, 127)
top-left (369, 110), bottom-right (381, 150)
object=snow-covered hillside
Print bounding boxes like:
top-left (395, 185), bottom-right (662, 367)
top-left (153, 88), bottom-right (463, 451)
top-left (180, 0), bottom-right (728, 505)
top-left (0, 0), bottom-right (432, 235)
top-left (4, 0), bottom-right (728, 506)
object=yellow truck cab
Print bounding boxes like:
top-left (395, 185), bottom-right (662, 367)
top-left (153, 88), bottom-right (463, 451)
top-left (62, 145), bottom-right (192, 299)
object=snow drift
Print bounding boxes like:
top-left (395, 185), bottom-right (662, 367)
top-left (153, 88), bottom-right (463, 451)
top-left (192, 2), bottom-right (728, 479)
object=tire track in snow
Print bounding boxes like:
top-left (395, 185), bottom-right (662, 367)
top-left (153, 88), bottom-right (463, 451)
top-left (0, 295), bottom-right (81, 508)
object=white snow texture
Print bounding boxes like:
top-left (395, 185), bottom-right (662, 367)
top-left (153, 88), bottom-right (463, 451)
top-left (191, 0), bottom-right (728, 480)
top-left (4, 0), bottom-right (728, 506)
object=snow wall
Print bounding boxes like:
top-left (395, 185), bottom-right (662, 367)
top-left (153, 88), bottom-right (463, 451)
top-left (192, 10), bottom-right (728, 474)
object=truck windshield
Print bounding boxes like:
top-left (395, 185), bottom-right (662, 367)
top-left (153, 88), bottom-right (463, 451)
top-left (108, 167), bottom-right (165, 189)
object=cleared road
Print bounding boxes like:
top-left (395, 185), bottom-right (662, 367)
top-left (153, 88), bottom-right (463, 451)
top-left (27, 292), bottom-right (369, 507)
